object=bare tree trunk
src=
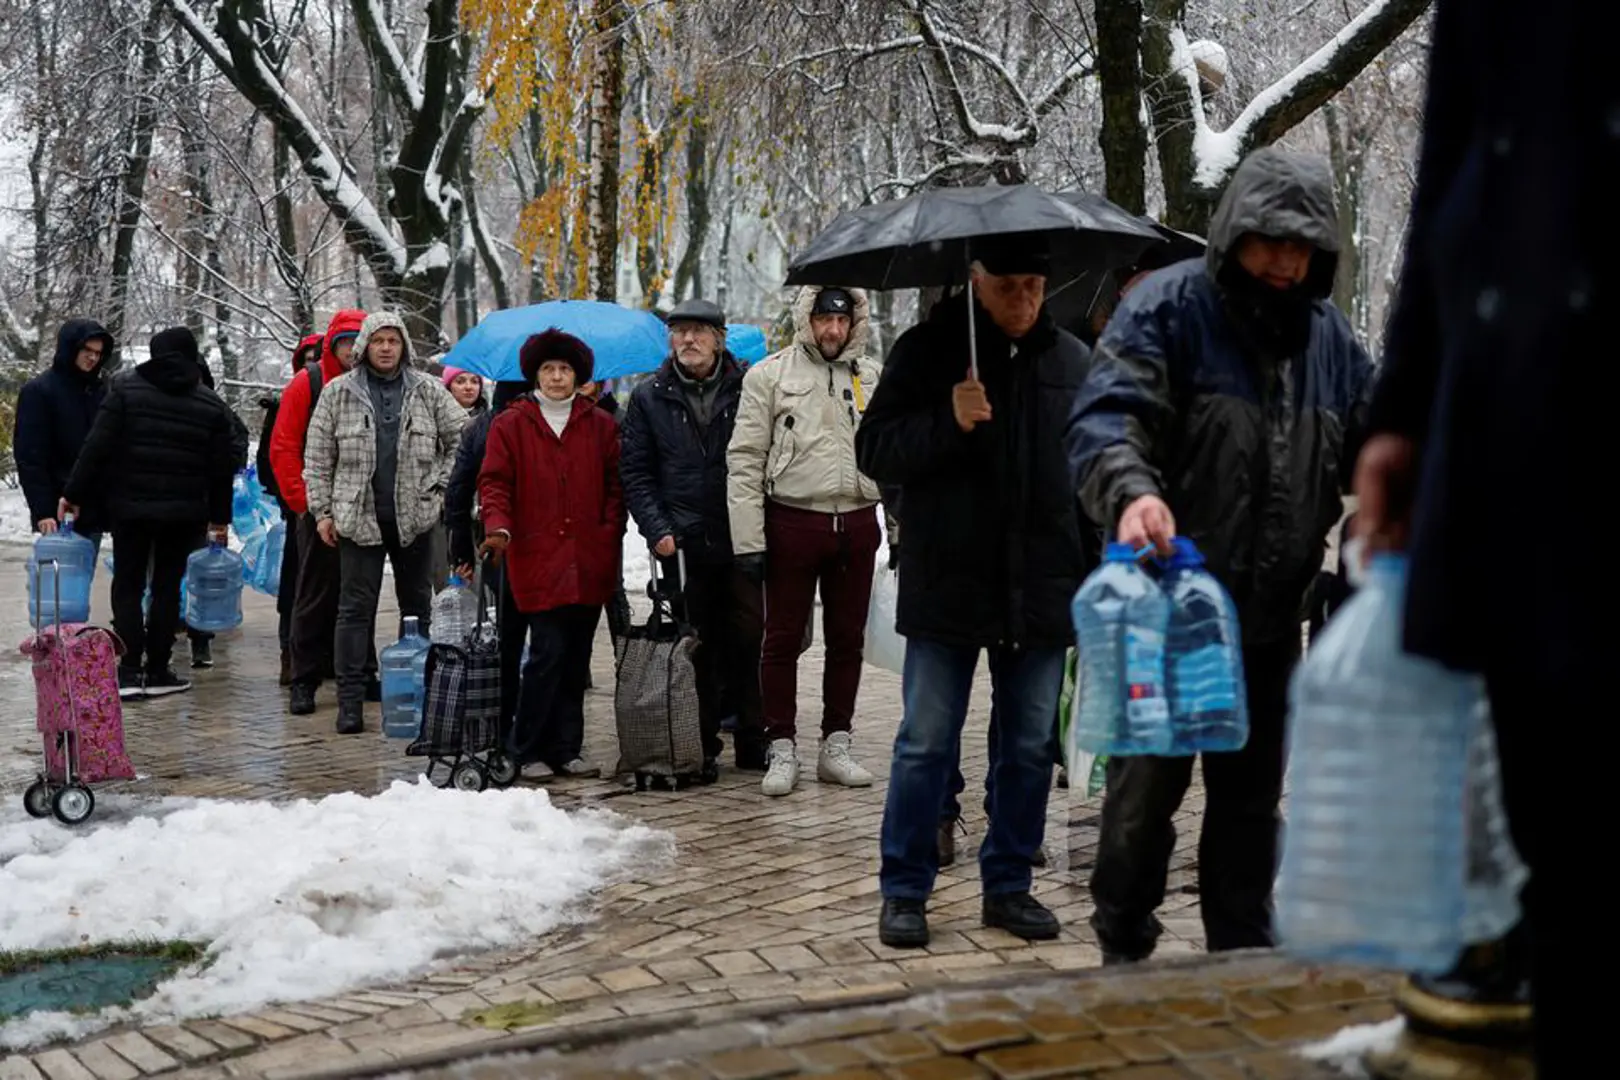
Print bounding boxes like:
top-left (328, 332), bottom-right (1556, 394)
top-left (272, 130), bottom-right (314, 335)
top-left (107, 0), bottom-right (165, 350)
top-left (27, 0), bottom-right (58, 359)
top-left (672, 116), bottom-right (711, 302)
top-left (460, 163), bottom-right (511, 310)
top-left (1095, 0), bottom-right (1148, 214)
top-left (715, 191), bottom-right (736, 315)
top-left (1324, 102), bottom-right (1364, 322)
top-left (586, 0), bottom-right (628, 302)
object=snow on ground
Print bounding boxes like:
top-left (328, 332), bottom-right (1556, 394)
top-left (0, 781), bottom-right (673, 1049)
top-left (1, 486), bottom-right (34, 546)
top-left (1298, 1018), bottom-right (1405, 1077)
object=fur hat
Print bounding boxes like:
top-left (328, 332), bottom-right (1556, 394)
top-left (519, 328), bottom-right (595, 386)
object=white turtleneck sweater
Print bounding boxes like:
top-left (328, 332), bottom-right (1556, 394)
top-left (537, 392), bottom-right (575, 436)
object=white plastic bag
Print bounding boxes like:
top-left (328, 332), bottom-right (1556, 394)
top-left (863, 566), bottom-right (906, 675)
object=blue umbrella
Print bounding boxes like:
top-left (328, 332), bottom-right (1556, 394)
top-left (443, 301), bottom-right (668, 382)
top-left (726, 324), bottom-right (769, 363)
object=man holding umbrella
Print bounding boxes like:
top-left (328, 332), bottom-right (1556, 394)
top-left (857, 237), bottom-right (1093, 947)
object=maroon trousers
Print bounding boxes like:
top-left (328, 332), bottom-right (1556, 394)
top-left (760, 501), bottom-right (880, 742)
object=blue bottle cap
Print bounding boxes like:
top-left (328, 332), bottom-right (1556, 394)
top-left (1163, 536), bottom-right (1204, 569)
top-left (1103, 542), bottom-right (1139, 562)
top-left (447, 573), bottom-right (463, 587)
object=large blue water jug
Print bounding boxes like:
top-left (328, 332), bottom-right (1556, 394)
top-left (1276, 553), bottom-right (1478, 974)
top-left (380, 616), bottom-right (431, 738)
top-left (28, 516), bottom-right (97, 627)
top-left (1161, 537), bottom-right (1248, 754)
top-left (1071, 543), bottom-right (1172, 755)
top-left (242, 518), bottom-right (285, 597)
top-left (184, 540), bottom-right (245, 632)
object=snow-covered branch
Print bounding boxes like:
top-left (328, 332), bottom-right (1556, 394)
top-left (352, 0), bottom-right (425, 115)
top-left (1173, 0), bottom-right (1432, 189)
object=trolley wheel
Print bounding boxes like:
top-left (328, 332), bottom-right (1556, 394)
top-left (486, 751), bottom-right (518, 789)
top-left (51, 784), bottom-right (95, 825)
top-left (23, 781), bottom-right (52, 819)
top-left (451, 760), bottom-right (488, 792)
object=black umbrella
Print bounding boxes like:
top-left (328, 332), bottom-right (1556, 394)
top-left (1044, 208), bottom-right (1208, 335)
top-left (785, 184), bottom-right (1161, 378)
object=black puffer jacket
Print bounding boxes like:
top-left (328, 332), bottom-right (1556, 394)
top-left (13, 319), bottom-right (116, 532)
top-left (856, 296), bottom-right (1096, 650)
top-left (63, 328), bottom-right (238, 527)
top-left (1066, 147), bottom-right (1373, 644)
top-left (619, 354), bottom-right (745, 564)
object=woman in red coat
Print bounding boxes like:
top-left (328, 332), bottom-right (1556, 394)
top-left (478, 330), bottom-right (623, 778)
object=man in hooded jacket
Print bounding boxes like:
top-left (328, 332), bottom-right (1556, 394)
top-left (60, 327), bottom-right (238, 698)
top-left (304, 311), bottom-right (467, 734)
top-left (269, 310), bottom-right (367, 714)
top-left (1066, 147), bottom-right (1373, 962)
top-left (14, 319), bottom-right (116, 541)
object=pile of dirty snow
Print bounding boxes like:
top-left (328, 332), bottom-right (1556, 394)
top-left (0, 781), bottom-right (671, 1048)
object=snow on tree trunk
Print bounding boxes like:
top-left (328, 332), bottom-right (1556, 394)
top-left (586, 0), bottom-right (628, 303)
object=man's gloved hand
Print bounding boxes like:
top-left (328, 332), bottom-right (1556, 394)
top-left (735, 553), bottom-right (766, 584)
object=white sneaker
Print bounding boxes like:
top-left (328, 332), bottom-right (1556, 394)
top-left (817, 732), bottom-right (874, 787)
top-left (761, 739), bottom-right (799, 797)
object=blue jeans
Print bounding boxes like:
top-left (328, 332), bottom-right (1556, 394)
top-left (880, 638), bottom-right (1066, 901)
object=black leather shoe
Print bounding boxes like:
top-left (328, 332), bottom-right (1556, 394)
top-left (983, 891), bottom-right (1060, 940)
top-left (878, 898), bottom-right (930, 949)
top-left (936, 816), bottom-right (958, 869)
top-left (288, 682), bottom-right (317, 716)
top-left (336, 702), bottom-right (364, 735)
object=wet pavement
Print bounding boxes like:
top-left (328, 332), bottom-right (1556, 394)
top-left (0, 543), bottom-right (1388, 1080)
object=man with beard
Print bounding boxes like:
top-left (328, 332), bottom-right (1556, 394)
top-left (1066, 146), bottom-right (1372, 963)
top-left (728, 286), bottom-right (885, 798)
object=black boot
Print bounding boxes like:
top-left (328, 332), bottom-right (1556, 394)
top-left (289, 681), bottom-right (317, 716)
top-left (983, 892), bottom-right (1060, 940)
top-left (878, 898), bottom-right (930, 949)
top-left (336, 701), bottom-right (364, 735)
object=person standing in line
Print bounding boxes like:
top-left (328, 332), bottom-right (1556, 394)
top-left (857, 239), bottom-right (1091, 948)
top-left (269, 309), bottom-right (368, 714)
top-left (14, 319), bottom-right (116, 553)
top-left (478, 330), bottom-right (623, 779)
top-left (1067, 148), bottom-right (1371, 963)
top-left (302, 312), bottom-right (467, 734)
top-left (620, 298), bottom-right (767, 775)
top-left (727, 285), bottom-right (884, 797)
top-left (60, 328), bottom-right (238, 699)
top-left (258, 334), bottom-right (323, 685)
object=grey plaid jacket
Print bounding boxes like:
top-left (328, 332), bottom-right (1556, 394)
top-left (304, 365), bottom-right (467, 546)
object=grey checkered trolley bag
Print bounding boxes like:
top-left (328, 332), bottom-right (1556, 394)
top-left (408, 558), bottom-right (517, 791)
top-left (614, 549), bottom-right (704, 790)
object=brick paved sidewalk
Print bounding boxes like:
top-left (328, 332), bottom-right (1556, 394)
top-left (1, 546), bottom-right (1223, 1080)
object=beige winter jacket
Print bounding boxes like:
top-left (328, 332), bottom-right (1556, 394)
top-left (727, 286), bottom-right (883, 556)
top-left (304, 312), bottom-right (468, 547)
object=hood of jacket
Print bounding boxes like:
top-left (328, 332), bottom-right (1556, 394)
top-left (138, 327), bottom-right (204, 395)
top-left (51, 318), bottom-right (116, 382)
top-left (1206, 147), bottom-right (1339, 299)
top-left (293, 332), bottom-right (323, 373)
top-left (350, 311), bottom-right (416, 374)
top-left (318, 309), bottom-right (368, 382)
top-left (790, 286), bottom-right (871, 364)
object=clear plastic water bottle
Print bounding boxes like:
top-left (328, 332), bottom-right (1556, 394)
top-left (430, 574), bottom-right (478, 644)
top-left (28, 515), bottom-right (97, 627)
top-left (380, 616), bottom-right (431, 738)
top-left (1161, 537), bottom-right (1248, 754)
top-left (1461, 710), bottom-right (1527, 945)
top-left (258, 518), bottom-right (286, 596)
top-left (1070, 543), bottom-right (1172, 755)
top-left (231, 468), bottom-right (259, 535)
top-left (184, 539), bottom-right (245, 632)
top-left (1277, 552), bottom-right (1476, 974)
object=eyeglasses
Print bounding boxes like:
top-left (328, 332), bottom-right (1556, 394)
top-left (669, 323), bottom-right (713, 338)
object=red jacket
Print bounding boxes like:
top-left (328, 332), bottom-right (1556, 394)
top-left (267, 310), bottom-right (366, 515)
top-left (478, 395), bottom-right (624, 613)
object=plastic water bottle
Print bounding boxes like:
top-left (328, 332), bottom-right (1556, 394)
top-left (184, 539), bottom-right (245, 632)
top-left (28, 515), bottom-right (97, 627)
top-left (1161, 537), bottom-right (1248, 754)
top-left (231, 468), bottom-right (259, 534)
top-left (1276, 552), bottom-right (1477, 974)
top-left (259, 518), bottom-right (286, 596)
top-left (1070, 543), bottom-right (1171, 755)
top-left (430, 574), bottom-right (478, 644)
top-left (380, 616), bottom-right (431, 738)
